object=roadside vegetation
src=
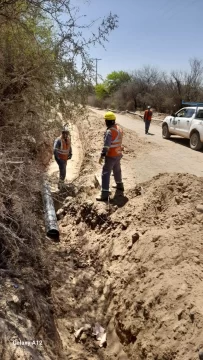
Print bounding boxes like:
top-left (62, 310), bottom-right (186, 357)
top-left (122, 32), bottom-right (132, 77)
top-left (0, 1), bottom-right (117, 358)
top-left (89, 59), bottom-right (203, 113)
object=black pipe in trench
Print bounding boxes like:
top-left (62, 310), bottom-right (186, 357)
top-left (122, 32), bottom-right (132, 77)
top-left (42, 180), bottom-right (59, 239)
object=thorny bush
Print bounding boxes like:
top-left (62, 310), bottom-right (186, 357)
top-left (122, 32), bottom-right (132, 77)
top-left (0, 0), bottom-right (118, 273)
top-left (0, 0), bottom-right (118, 356)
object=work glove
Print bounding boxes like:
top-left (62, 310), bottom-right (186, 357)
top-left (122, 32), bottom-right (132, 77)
top-left (99, 156), bottom-right (104, 165)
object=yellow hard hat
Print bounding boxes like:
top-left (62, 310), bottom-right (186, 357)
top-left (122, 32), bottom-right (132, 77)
top-left (104, 111), bottom-right (116, 121)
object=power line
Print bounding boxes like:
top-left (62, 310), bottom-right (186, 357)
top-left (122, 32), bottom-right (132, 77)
top-left (159, 0), bottom-right (193, 20)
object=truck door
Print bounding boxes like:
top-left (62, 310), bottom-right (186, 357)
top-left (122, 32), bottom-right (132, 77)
top-left (180, 108), bottom-right (195, 137)
top-left (172, 108), bottom-right (187, 135)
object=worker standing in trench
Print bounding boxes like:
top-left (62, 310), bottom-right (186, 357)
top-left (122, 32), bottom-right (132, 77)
top-left (53, 126), bottom-right (72, 190)
top-left (96, 111), bottom-right (124, 202)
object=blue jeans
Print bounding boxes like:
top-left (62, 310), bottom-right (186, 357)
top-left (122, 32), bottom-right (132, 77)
top-left (102, 156), bottom-right (122, 192)
top-left (55, 157), bottom-right (67, 181)
top-left (145, 119), bottom-right (151, 134)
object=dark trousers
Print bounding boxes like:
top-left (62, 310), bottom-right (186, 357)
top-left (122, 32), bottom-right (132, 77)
top-left (55, 157), bottom-right (67, 181)
top-left (145, 119), bottom-right (151, 134)
top-left (102, 156), bottom-right (122, 192)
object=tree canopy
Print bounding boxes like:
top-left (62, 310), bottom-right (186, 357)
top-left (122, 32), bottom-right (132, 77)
top-left (92, 60), bottom-right (203, 112)
top-left (0, 0), bottom-right (118, 132)
top-left (105, 71), bottom-right (131, 94)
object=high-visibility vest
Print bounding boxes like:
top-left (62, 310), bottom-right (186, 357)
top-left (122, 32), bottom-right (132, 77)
top-left (107, 125), bottom-right (123, 157)
top-left (57, 136), bottom-right (71, 161)
top-left (144, 110), bottom-right (152, 121)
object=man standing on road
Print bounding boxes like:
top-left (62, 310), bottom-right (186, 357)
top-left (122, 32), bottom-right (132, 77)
top-left (53, 126), bottom-right (72, 190)
top-left (144, 105), bottom-right (153, 134)
top-left (96, 111), bottom-right (124, 202)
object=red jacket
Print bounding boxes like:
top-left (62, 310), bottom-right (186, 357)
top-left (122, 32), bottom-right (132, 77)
top-left (144, 110), bottom-right (152, 121)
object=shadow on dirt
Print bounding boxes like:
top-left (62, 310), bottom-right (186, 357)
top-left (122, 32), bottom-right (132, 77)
top-left (110, 191), bottom-right (129, 207)
top-left (169, 136), bottom-right (203, 152)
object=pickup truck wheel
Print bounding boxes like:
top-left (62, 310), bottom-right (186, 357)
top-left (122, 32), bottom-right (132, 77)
top-left (162, 124), bottom-right (171, 139)
top-left (190, 131), bottom-right (203, 151)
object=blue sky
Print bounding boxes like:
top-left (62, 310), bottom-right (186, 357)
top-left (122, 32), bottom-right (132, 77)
top-left (73, 0), bottom-right (203, 80)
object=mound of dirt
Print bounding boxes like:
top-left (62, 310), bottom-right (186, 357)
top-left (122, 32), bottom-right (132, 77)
top-left (49, 170), bottom-right (203, 360)
top-left (47, 110), bottom-right (203, 360)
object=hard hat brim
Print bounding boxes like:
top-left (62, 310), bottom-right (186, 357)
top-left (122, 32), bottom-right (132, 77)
top-left (104, 111), bottom-right (116, 121)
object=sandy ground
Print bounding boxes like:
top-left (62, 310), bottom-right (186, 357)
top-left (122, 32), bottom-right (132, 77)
top-left (91, 108), bottom-right (203, 183)
top-left (47, 110), bottom-right (203, 360)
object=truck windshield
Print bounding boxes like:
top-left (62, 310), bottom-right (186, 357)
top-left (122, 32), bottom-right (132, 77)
top-left (185, 108), bottom-right (195, 118)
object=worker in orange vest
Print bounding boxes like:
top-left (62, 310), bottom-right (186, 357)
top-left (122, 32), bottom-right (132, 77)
top-left (144, 106), bottom-right (153, 134)
top-left (53, 126), bottom-right (72, 190)
top-left (96, 111), bottom-right (124, 202)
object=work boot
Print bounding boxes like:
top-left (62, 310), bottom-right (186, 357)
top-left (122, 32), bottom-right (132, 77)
top-left (58, 180), bottom-right (65, 190)
top-left (112, 182), bottom-right (124, 191)
top-left (96, 191), bottom-right (109, 202)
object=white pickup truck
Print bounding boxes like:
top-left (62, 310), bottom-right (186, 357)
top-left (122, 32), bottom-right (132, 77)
top-left (162, 106), bottom-right (203, 150)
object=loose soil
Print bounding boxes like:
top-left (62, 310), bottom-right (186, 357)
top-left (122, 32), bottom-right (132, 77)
top-left (48, 110), bottom-right (203, 360)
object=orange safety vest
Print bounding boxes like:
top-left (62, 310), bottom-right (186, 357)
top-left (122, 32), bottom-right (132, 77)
top-left (57, 136), bottom-right (71, 161)
top-left (107, 125), bottom-right (123, 157)
top-left (144, 110), bottom-right (152, 121)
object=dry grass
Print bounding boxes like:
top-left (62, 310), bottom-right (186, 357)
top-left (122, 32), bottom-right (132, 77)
top-left (0, 117), bottom-right (63, 359)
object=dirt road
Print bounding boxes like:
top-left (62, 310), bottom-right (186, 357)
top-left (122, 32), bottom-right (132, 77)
top-left (91, 108), bottom-right (203, 182)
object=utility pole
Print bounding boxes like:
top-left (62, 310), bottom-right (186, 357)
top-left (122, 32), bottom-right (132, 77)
top-left (93, 58), bottom-right (101, 85)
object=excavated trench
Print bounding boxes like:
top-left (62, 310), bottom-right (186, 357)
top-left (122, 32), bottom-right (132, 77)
top-left (46, 118), bottom-right (131, 359)
top-left (46, 112), bottom-right (203, 360)
top-left (50, 172), bottom-right (203, 360)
